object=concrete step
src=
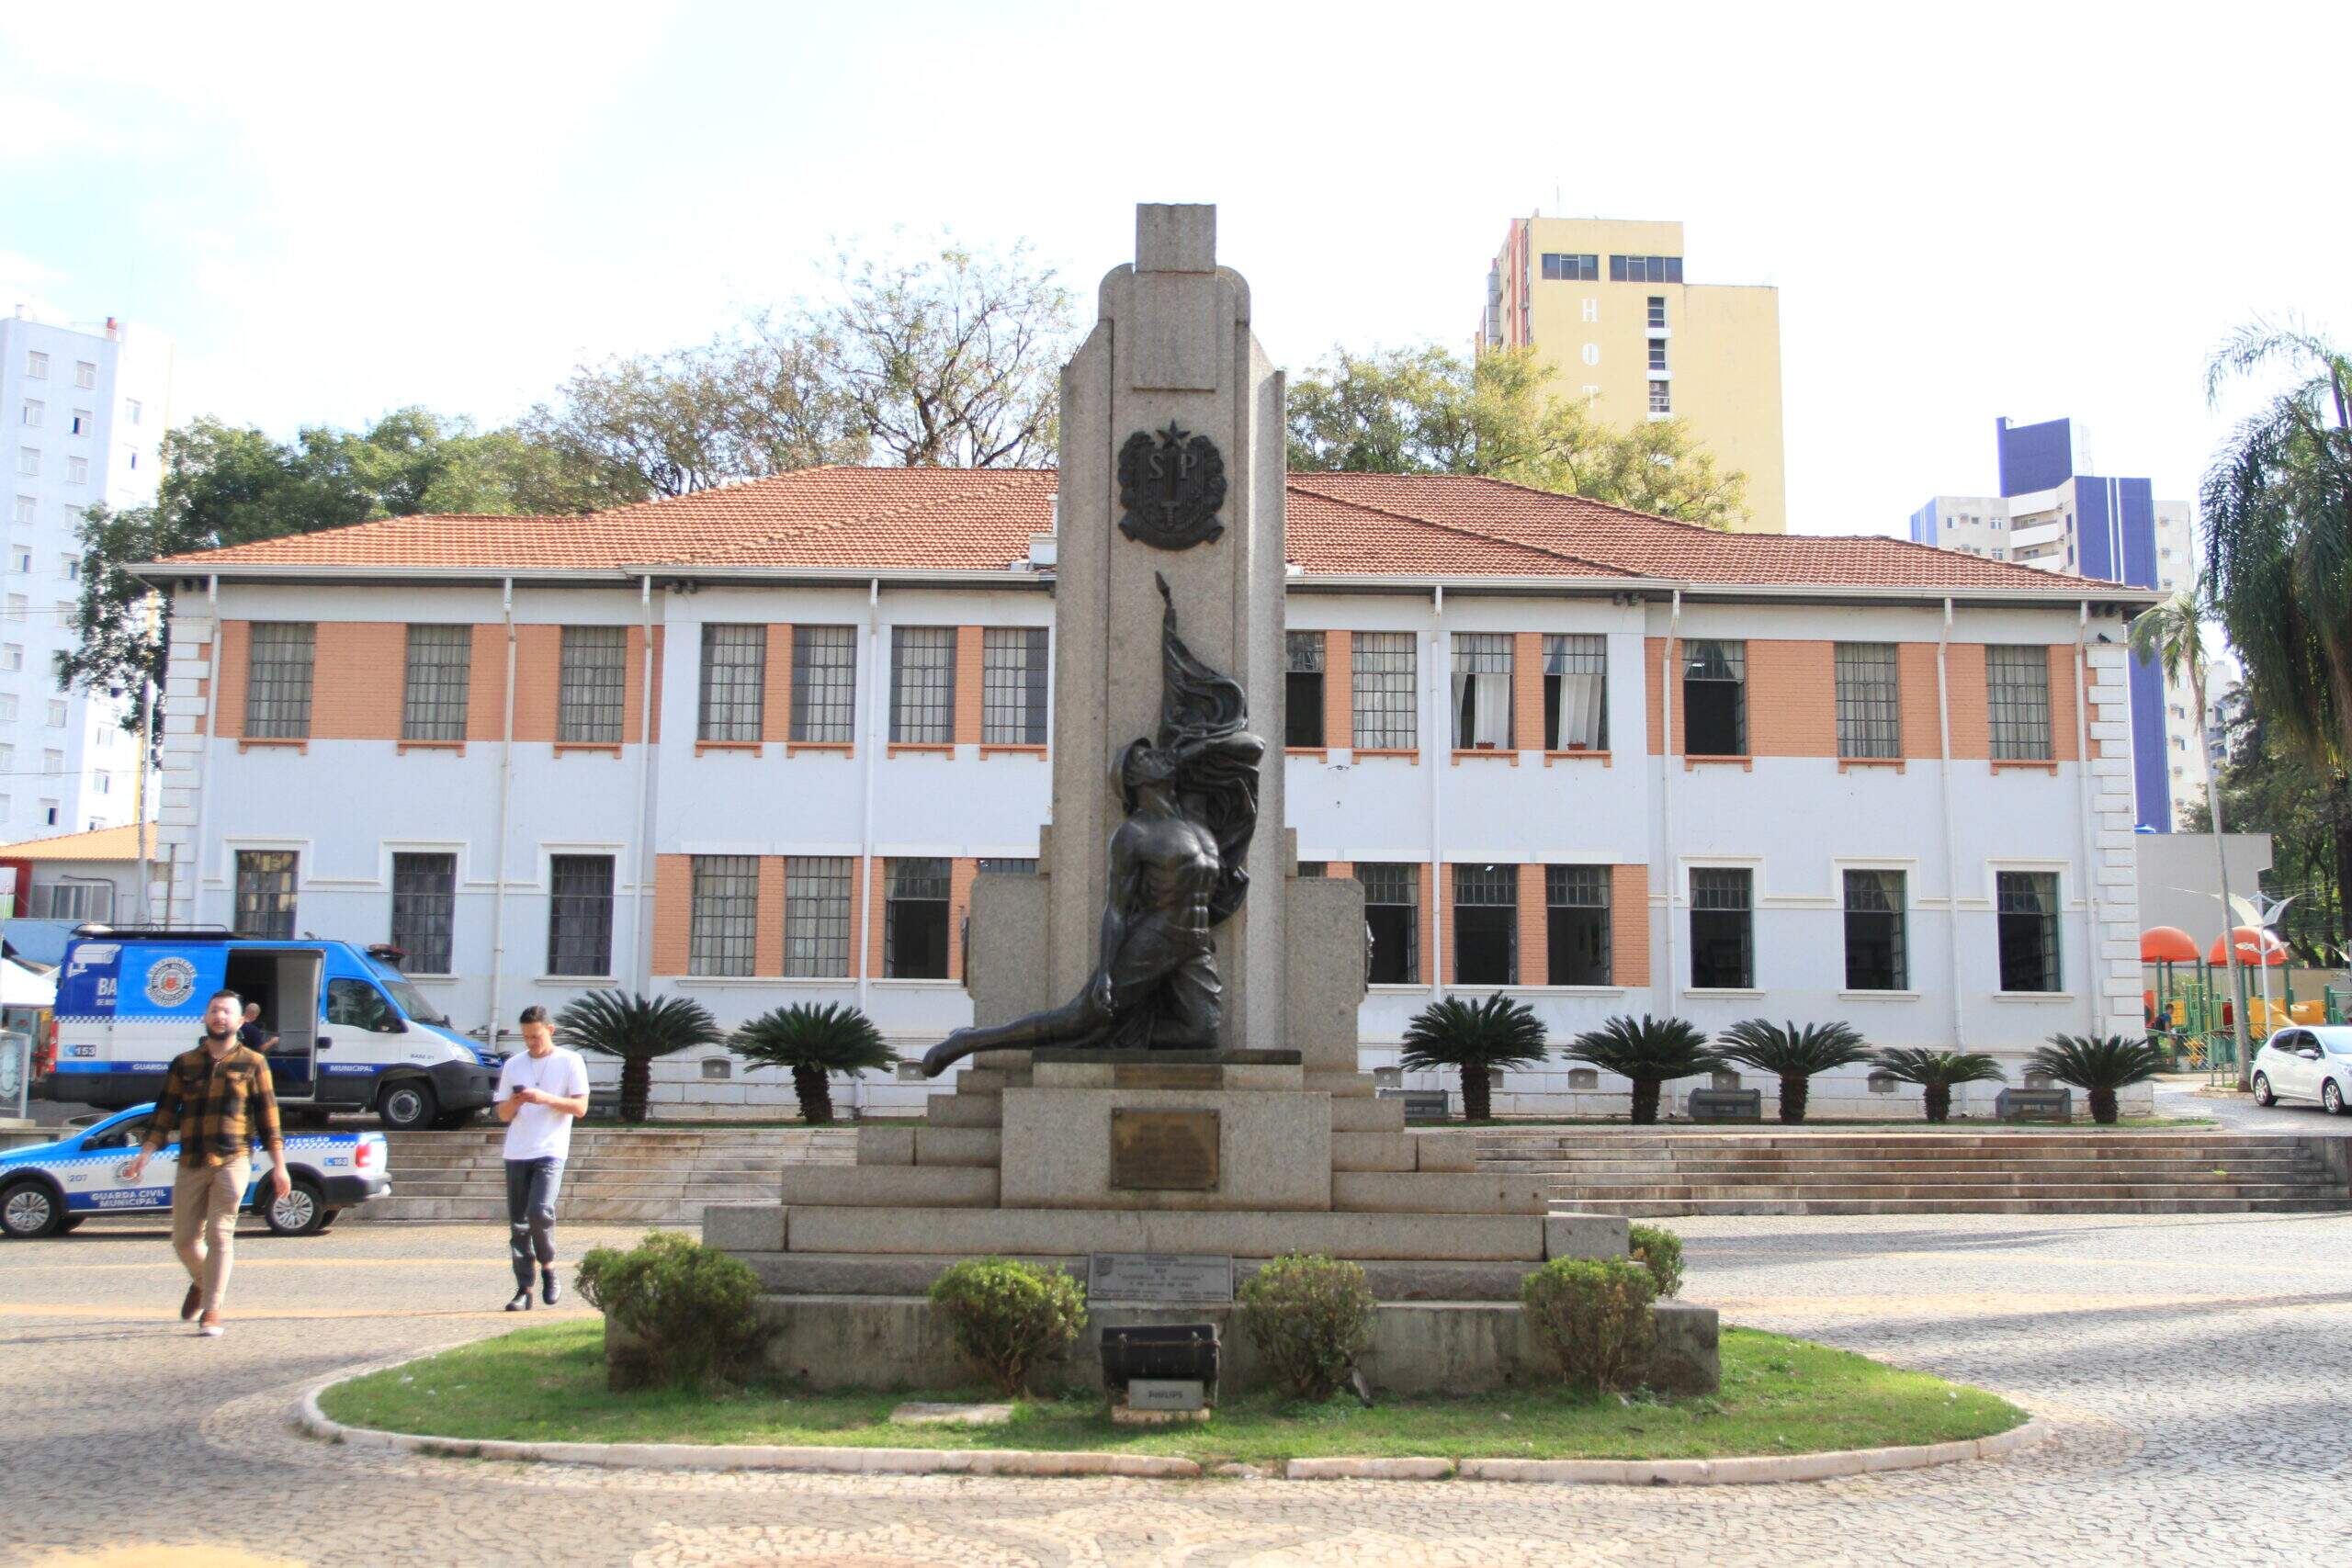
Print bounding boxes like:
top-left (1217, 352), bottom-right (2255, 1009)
top-left (1558, 1197), bottom-right (2349, 1216)
top-left (782, 1204), bottom-right (1546, 1262)
top-left (1543, 1181), bottom-right (2336, 1201)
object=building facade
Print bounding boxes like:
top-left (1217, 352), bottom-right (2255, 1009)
top-left (1909, 416), bottom-right (2194, 830)
top-left (132, 468), bottom-right (2154, 1118)
top-left (1480, 218), bottom-right (1786, 534)
top-left (1, 311), bottom-right (175, 836)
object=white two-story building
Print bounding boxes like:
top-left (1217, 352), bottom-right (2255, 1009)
top-left (129, 467), bottom-right (2156, 1117)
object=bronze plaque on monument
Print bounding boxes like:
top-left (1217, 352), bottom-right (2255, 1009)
top-left (1110, 1108), bottom-right (1220, 1190)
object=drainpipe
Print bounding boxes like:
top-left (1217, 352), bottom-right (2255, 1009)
top-left (852, 577), bottom-right (881, 1113)
top-left (631, 574), bottom-right (656, 993)
top-left (2072, 601), bottom-right (2105, 1037)
top-left (187, 575), bottom-right (222, 927)
top-left (1658, 590), bottom-right (1681, 1013)
top-left (486, 578), bottom-right (516, 1045)
top-left (1937, 599), bottom-right (1963, 1047)
top-left (1427, 585), bottom-right (1445, 1002)
top-left (134, 593), bottom-right (158, 922)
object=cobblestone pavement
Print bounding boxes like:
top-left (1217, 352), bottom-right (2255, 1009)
top-left (4, 1208), bottom-right (2349, 1568)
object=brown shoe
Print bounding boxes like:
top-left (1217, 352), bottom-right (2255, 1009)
top-left (180, 1284), bottom-right (202, 1322)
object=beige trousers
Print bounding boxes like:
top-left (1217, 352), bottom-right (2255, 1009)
top-left (170, 1157), bottom-right (251, 1314)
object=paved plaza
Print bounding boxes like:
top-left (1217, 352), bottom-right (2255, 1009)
top-left (3, 1191), bottom-right (2347, 1568)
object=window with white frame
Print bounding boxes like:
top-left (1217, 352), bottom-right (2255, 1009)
top-left (5, 547), bottom-right (21, 573)
top-left (235, 850), bottom-right (299, 940)
top-left (19, 401), bottom-right (40, 429)
top-left (1648, 380), bottom-right (1672, 414)
top-left (1842, 869), bottom-right (1907, 989)
top-left (889, 626), bottom-right (954, 743)
top-left (697, 624), bottom-right (766, 742)
top-left (1996, 870), bottom-right (2060, 992)
top-left (1453, 863), bottom-right (1517, 986)
top-left (64, 456), bottom-right (86, 485)
top-left (38, 799), bottom-right (56, 827)
top-left (1690, 867), bottom-right (1753, 988)
top-left (30, 880), bottom-right (112, 921)
top-left (1546, 865), bottom-right (1611, 985)
top-left (1834, 642), bottom-right (1901, 759)
top-left (60, 555), bottom-right (78, 581)
top-left (244, 622), bottom-right (316, 739)
top-left (1358, 863), bottom-right (1419, 983)
top-left (981, 626), bottom-right (1047, 745)
top-left (90, 773), bottom-right (109, 795)
top-left (401, 624), bottom-right (471, 741)
top-left (6, 596), bottom-right (24, 623)
top-left (1451, 633), bottom-right (1513, 749)
top-left (41, 750), bottom-right (62, 776)
top-left (1351, 631), bottom-right (1417, 749)
top-left (16, 448), bottom-right (37, 478)
top-left (45, 699), bottom-right (64, 728)
top-left (0, 745), bottom-right (15, 772)
top-left (23, 352), bottom-right (46, 379)
top-left (390, 852), bottom-right (457, 973)
top-left (1682, 639), bottom-right (1747, 755)
top-left (74, 361), bottom-right (95, 389)
top-left (789, 625), bottom-right (855, 742)
top-left (1, 645), bottom-right (21, 671)
top-left (70, 409), bottom-right (89, 435)
top-left (688, 855), bottom-right (759, 976)
top-left (1544, 634), bottom-right (1607, 750)
top-left (9, 497), bottom-right (28, 524)
top-left (0, 697), bottom-right (13, 724)
top-left (784, 855), bottom-right (852, 976)
top-left (1284, 631), bottom-right (1325, 748)
top-left (1986, 647), bottom-right (2053, 760)
top-left (556, 625), bottom-right (627, 743)
top-left (125, 399), bottom-right (141, 426)
top-left (885, 857), bottom-right (952, 978)
top-left (547, 854), bottom-right (615, 976)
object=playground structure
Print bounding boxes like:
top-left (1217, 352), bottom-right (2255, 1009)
top-left (2142, 922), bottom-right (2346, 1084)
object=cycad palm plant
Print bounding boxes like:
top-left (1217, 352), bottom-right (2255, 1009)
top-left (2028, 1033), bottom-right (2170, 1125)
top-left (733, 1002), bottom-right (899, 1124)
top-left (1871, 1048), bottom-right (2006, 1123)
top-left (1399, 992), bottom-right (1549, 1122)
top-left (553, 990), bottom-right (725, 1123)
top-left (1567, 1014), bottom-right (1723, 1125)
top-left (1717, 1019), bottom-right (1872, 1124)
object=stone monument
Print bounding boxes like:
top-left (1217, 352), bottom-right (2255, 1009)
top-left (699, 205), bottom-right (1718, 1397)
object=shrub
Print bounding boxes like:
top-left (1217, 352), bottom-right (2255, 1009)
top-left (1716, 1019), bottom-right (1872, 1123)
top-left (1237, 1253), bottom-right (1375, 1402)
top-left (1399, 992), bottom-right (1548, 1121)
top-left (928, 1258), bottom-right (1087, 1396)
top-left (575, 1230), bottom-right (761, 1390)
top-left (2029, 1033), bottom-right (2170, 1124)
top-left (1521, 1258), bottom-right (1657, 1393)
top-left (1626, 1224), bottom-right (1684, 1299)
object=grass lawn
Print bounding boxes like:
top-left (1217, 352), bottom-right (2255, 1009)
top-left (320, 1321), bottom-right (2024, 1465)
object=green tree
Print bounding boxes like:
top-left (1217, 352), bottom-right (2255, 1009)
top-left (1715, 1019), bottom-right (1873, 1124)
top-left (2183, 715), bottom-right (2348, 963)
top-left (731, 1001), bottom-right (899, 1124)
top-left (552, 990), bottom-right (725, 1123)
top-left (1286, 344), bottom-right (1751, 528)
top-left (1566, 1014), bottom-right (1724, 1125)
top-left (1398, 992), bottom-right (1550, 1122)
top-left (1870, 1048), bottom-right (2006, 1123)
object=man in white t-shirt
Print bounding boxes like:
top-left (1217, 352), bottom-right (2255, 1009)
top-left (493, 1006), bottom-right (591, 1311)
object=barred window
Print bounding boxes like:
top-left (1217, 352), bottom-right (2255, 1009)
top-left (390, 852), bottom-right (457, 973)
top-left (1544, 634), bottom-right (1607, 750)
top-left (1682, 639), bottom-right (1746, 756)
top-left (1545, 865), bottom-right (1611, 986)
top-left (245, 623), bottom-right (315, 739)
top-left (790, 626), bottom-right (856, 743)
top-left (1451, 633), bottom-right (1513, 750)
top-left (978, 857), bottom-right (1037, 875)
top-left (1986, 647), bottom-right (2053, 760)
top-left (981, 626), bottom-right (1047, 744)
top-left (688, 855), bottom-right (759, 976)
top-left (547, 854), bottom-right (615, 976)
top-left (1842, 869), bottom-right (1907, 990)
top-left (1996, 871), bottom-right (2060, 992)
top-left (698, 624), bottom-right (766, 742)
top-left (1358, 863), bottom-right (1419, 984)
top-left (889, 626), bottom-right (955, 744)
top-left (401, 625), bottom-right (472, 741)
top-left (234, 850), bottom-right (298, 940)
top-left (1285, 631), bottom-right (1326, 748)
top-left (558, 626), bottom-right (628, 743)
top-left (886, 857), bottom-right (951, 978)
top-left (1453, 863), bottom-right (1517, 986)
top-left (1690, 867), bottom-right (1753, 989)
top-left (1296, 862), bottom-right (1328, 878)
top-left (784, 856), bottom-right (853, 977)
top-left (1835, 643), bottom-right (1901, 759)
top-left (1351, 631), bottom-right (1417, 749)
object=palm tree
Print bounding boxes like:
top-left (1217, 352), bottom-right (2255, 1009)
top-left (1871, 1048), bottom-right (2007, 1123)
top-left (2132, 585), bottom-right (2253, 1088)
top-left (1398, 993), bottom-right (1548, 1122)
top-left (553, 990), bottom-right (724, 1123)
top-left (1717, 1020), bottom-right (1872, 1124)
top-left (1566, 1014), bottom-right (1723, 1125)
top-left (2028, 1033), bottom-right (2170, 1125)
top-left (733, 1002), bottom-right (899, 1124)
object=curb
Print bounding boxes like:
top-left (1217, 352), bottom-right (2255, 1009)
top-left (298, 1358), bottom-right (2045, 1486)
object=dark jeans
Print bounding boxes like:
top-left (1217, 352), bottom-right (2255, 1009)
top-left (503, 1156), bottom-right (566, 1291)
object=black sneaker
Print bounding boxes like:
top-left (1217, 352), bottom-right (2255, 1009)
top-left (505, 1289), bottom-right (533, 1312)
top-left (542, 1269), bottom-right (561, 1306)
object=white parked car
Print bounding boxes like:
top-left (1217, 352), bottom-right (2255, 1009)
top-left (2251, 1026), bottom-right (2352, 1115)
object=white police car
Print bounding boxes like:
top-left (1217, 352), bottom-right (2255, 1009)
top-left (0, 1104), bottom-right (391, 1239)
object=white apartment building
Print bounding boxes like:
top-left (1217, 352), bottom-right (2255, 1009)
top-left (0, 310), bottom-right (175, 837)
top-left (131, 468), bottom-right (2158, 1119)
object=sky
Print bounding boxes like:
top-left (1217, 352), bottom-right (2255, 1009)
top-left (4, 0), bottom-right (2346, 539)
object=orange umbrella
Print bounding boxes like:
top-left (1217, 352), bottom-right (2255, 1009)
top-left (2141, 926), bottom-right (2199, 963)
top-left (2209, 925), bottom-right (2288, 967)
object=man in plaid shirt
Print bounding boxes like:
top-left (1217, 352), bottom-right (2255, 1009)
top-left (123, 988), bottom-right (291, 1337)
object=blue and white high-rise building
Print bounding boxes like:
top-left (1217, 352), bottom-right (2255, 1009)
top-left (1909, 417), bottom-right (2197, 831)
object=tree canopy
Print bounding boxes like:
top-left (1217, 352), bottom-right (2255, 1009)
top-left (1285, 344), bottom-right (1750, 529)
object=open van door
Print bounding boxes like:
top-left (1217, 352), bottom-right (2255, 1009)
top-left (266, 949), bottom-right (324, 1100)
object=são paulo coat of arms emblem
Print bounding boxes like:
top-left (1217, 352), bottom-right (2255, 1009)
top-left (143, 956), bottom-right (198, 1009)
top-left (1116, 423), bottom-right (1227, 550)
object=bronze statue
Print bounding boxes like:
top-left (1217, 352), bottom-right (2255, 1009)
top-left (922, 574), bottom-right (1262, 1077)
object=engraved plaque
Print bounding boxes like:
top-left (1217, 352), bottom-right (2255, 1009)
top-left (1114, 1063), bottom-right (1221, 1090)
top-left (1088, 1253), bottom-right (1235, 1303)
top-left (1109, 1108), bottom-right (1220, 1190)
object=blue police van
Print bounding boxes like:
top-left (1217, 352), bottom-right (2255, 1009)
top-left (48, 930), bottom-right (501, 1132)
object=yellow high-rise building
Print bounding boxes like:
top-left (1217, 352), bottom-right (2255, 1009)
top-left (1479, 218), bottom-right (1786, 534)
